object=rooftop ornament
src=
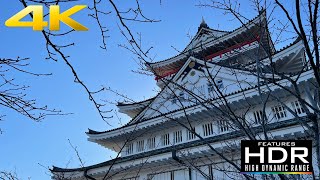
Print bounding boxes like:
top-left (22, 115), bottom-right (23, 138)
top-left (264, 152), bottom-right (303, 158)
top-left (198, 17), bottom-right (209, 31)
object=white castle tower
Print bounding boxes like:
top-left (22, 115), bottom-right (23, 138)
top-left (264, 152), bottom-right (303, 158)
top-left (51, 11), bottom-right (318, 180)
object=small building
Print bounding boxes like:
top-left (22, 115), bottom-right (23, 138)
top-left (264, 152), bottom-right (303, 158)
top-left (51, 10), bottom-right (318, 180)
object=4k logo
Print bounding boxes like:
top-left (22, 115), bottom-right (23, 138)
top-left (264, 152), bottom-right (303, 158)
top-left (5, 5), bottom-right (88, 31)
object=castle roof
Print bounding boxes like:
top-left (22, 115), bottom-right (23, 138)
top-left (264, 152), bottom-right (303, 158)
top-left (52, 117), bottom-right (309, 175)
top-left (147, 10), bottom-right (274, 80)
top-left (86, 39), bottom-right (306, 138)
top-left (116, 97), bottom-right (155, 118)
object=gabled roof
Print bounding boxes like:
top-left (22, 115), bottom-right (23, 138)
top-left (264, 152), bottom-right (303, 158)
top-left (87, 56), bottom-right (258, 136)
top-left (183, 22), bottom-right (229, 54)
top-left (147, 10), bottom-right (269, 74)
top-left (87, 38), bottom-right (306, 137)
top-left (132, 57), bottom-right (238, 124)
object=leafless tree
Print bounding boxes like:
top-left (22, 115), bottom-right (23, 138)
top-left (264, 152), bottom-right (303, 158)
top-left (73, 0), bottom-right (319, 179)
top-left (1, 0), bottom-right (160, 125)
top-left (0, 170), bottom-right (20, 180)
top-left (4, 0), bottom-right (320, 180)
top-left (0, 57), bottom-right (64, 133)
top-left (194, 0), bottom-right (319, 179)
top-left (2, 0), bottom-right (160, 178)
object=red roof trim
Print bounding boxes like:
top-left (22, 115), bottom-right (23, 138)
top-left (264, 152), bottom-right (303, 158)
top-left (205, 36), bottom-right (260, 60)
top-left (155, 68), bottom-right (180, 80)
top-left (155, 37), bottom-right (260, 80)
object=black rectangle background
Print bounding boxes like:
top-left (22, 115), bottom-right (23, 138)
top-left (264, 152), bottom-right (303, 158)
top-left (241, 140), bottom-right (312, 173)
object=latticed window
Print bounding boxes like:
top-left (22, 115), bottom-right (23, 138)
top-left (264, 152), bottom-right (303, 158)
top-left (253, 110), bottom-right (264, 124)
top-left (171, 96), bottom-right (178, 104)
top-left (272, 105), bottom-right (287, 120)
top-left (203, 122), bottom-right (214, 136)
top-left (161, 133), bottom-right (170, 146)
top-left (147, 137), bottom-right (156, 150)
top-left (136, 140), bottom-right (144, 152)
top-left (207, 83), bottom-right (214, 92)
top-left (173, 130), bottom-right (182, 144)
top-left (193, 85), bottom-right (205, 95)
top-left (219, 120), bottom-right (229, 133)
top-left (148, 172), bottom-right (172, 180)
top-left (179, 92), bottom-right (185, 101)
top-left (187, 127), bottom-right (196, 140)
top-left (198, 85), bottom-right (205, 95)
top-left (126, 143), bottom-right (134, 155)
top-left (291, 100), bottom-right (305, 115)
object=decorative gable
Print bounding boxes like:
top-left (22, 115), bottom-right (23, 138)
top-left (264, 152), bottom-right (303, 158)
top-left (184, 28), bottom-right (227, 53)
top-left (132, 57), bottom-right (259, 123)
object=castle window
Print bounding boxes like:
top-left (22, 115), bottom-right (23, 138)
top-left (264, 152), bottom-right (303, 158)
top-left (291, 100), bottom-right (305, 115)
top-left (187, 127), bottom-right (196, 140)
top-left (148, 172), bottom-right (172, 180)
top-left (173, 130), bottom-right (182, 144)
top-left (179, 92), bottom-right (185, 101)
top-left (203, 122), bottom-right (214, 136)
top-left (216, 79), bottom-right (224, 89)
top-left (193, 85), bottom-right (205, 95)
top-left (208, 83), bottom-right (214, 92)
top-left (147, 137), bottom-right (156, 150)
top-left (171, 96), bottom-right (178, 104)
top-left (136, 140), bottom-right (144, 152)
top-left (161, 133), bottom-right (170, 146)
top-left (126, 143), bottom-right (134, 155)
top-left (123, 177), bottom-right (139, 180)
top-left (253, 110), bottom-right (264, 124)
top-left (219, 120), bottom-right (229, 133)
top-left (272, 105), bottom-right (287, 120)
top-left (198, 85), bottom-right (205, 95)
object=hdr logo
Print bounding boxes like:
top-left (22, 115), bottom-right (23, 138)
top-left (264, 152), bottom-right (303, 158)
top-left (5, 5), bottom-right (88, 31)
top-left (241, 140), bottom-right (313, 175)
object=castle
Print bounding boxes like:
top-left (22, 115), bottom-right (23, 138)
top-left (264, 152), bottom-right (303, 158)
top-left (51, 11), bottom-right (317, 180)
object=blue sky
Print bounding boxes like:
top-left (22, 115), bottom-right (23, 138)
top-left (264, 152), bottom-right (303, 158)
top-left (0, 1), bottom-right (294, 179)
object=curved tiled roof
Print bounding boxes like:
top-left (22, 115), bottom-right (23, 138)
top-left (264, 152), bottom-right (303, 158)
top-left (274, 36), bottom-right (302, 53)
top-left (244, 37), bottom-right (302, 67)
top-left (87, 42), bottom-right (306, 136)
top-left (52, 117), bottom-right (308, 173)
top-left (147, 10), bottom-right (266, 67)
top-left (87, 83), bottom-right (260, 135)
top-left (117, 97), bottom-right (155, 107)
